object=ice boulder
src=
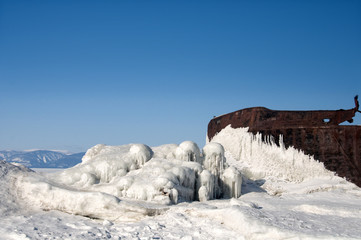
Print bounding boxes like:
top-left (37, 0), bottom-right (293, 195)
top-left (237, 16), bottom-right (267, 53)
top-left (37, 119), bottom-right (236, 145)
top-left (47, 143), bottom-right (209, 205)
top-left (129, 144), bottom-right (153, 168)
top-left (175, 141), bottom-right (201, 164)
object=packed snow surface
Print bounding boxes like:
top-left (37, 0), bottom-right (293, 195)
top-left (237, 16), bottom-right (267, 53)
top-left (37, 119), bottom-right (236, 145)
top-left (1, 126), bottom-right (361, 239)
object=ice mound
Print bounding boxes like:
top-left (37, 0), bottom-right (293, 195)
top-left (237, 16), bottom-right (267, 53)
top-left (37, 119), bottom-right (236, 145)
top-left (175, 141), bottom-right (201, 164)
top-left (82, 143), bottom-right (153, 166)
top-left (49, 142), bottom-right (241, 205)
top-left (6, 141), bottom-right (242, 220)
top-left (129, 144), bottom-right (153, 168)
top-left (55, 143), bottom-right (153, 187)
top-left (122, 159), bottom-right (203, 204)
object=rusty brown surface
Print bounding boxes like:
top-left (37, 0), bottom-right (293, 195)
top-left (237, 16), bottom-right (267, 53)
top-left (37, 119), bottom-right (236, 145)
top-left (207, 97), bottom-right (361, 187)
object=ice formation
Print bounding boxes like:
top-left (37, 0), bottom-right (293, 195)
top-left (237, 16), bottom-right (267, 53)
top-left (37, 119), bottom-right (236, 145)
top-left (222, 166), bottom-right (242, 199)
top-left (210, 125), bottom-right (345, 194)
top-left (200, 142), bottom-right (243, 199)
top-left (9, 125), bottom-right (345, 221)
top-left (202, 142), bottom-right (225, 176)
top-left (3, 140), bottom-right (243, 220)
top-left (2, 158), bottom-right (361, 239)
top-left (2, 131), bottom-right (361, 238)
top-left (210, 126), bottom-right (333, 181)
top-left (175, 141), bottom-right (201, 164)
top-left (44, 141), bottom-right (242, 206)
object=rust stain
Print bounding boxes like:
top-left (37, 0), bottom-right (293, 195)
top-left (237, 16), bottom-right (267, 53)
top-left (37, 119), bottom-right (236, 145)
top-left (207, 96), bottom-right (361, 187)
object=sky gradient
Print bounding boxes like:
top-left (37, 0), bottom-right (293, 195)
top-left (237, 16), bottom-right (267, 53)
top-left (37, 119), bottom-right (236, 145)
top-left (1, 0), bottom-right (361, 152)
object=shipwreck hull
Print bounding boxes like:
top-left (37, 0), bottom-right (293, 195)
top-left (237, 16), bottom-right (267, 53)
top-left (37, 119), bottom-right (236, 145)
top-left (208, 101), bottom-right (361, 187)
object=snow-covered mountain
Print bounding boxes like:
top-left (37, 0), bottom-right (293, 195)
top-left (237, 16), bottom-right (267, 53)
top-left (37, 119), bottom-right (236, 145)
top-left (0, 150), bottom-right (84, 168)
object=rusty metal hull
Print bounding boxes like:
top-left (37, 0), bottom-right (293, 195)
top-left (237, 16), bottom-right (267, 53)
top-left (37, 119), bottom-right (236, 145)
top-left (207, 104), bottom-right (361, 187)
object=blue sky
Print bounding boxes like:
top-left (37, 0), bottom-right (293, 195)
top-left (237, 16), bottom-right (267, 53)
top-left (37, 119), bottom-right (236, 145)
top-left (1, 0), bottom-right (360, 152)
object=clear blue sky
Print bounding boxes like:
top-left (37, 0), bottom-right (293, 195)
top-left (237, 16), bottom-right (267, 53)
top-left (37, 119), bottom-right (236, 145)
top-left (1, 0), bottom-right (360, 152)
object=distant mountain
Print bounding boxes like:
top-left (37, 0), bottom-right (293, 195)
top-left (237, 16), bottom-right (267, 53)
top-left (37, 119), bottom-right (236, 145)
top-left (0, 150), bottom-right (85, 168)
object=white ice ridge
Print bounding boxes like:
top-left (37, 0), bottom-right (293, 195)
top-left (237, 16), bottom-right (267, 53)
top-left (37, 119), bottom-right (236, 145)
top-left (12, 141), bottom-right (242, 219)
top-left (209, 125), bottom-right (350, 194)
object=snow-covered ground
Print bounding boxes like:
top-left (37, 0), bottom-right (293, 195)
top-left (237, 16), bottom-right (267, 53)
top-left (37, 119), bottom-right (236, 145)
top-left (1, 126), bottom-right (361, 239)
